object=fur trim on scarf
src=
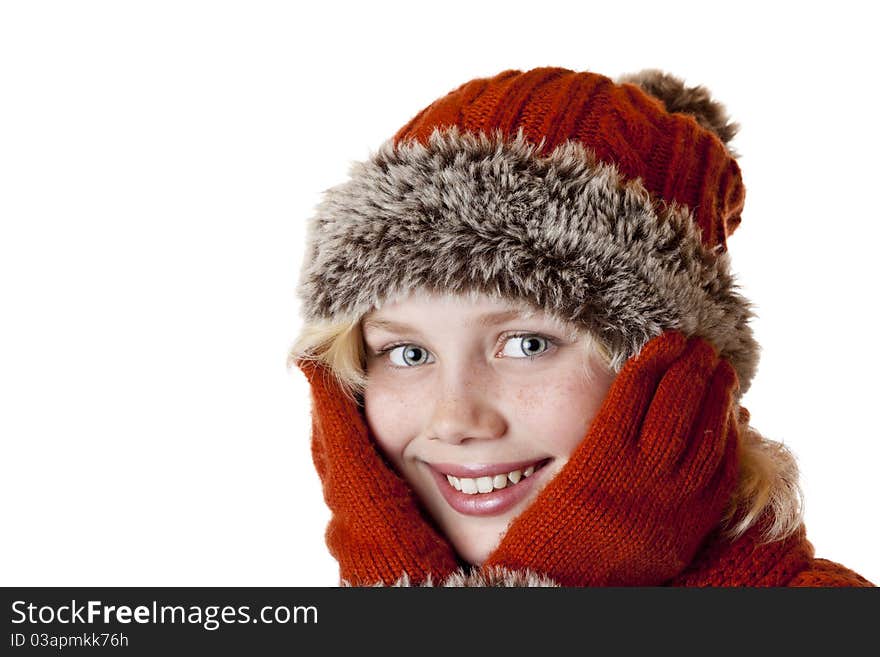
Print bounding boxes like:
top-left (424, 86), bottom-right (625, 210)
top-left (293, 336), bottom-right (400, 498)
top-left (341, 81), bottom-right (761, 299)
top-left (343, 565), bottom-right (561, 587)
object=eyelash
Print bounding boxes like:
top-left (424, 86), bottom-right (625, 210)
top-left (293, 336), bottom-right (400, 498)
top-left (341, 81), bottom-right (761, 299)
top-left (373, 332), bottom-right (559, 370)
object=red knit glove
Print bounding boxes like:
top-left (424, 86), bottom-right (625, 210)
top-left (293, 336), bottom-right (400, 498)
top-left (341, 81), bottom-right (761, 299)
top-left (297, 359), bottom-right (462, 586)
top-left (482, 330), bottom-right (741, 586)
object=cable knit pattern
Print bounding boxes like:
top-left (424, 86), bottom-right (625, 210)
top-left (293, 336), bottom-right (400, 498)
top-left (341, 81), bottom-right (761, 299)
top-left (293, 65), bottom-right (875, 588)
top-left (392, 67), bottom-right (744, 254)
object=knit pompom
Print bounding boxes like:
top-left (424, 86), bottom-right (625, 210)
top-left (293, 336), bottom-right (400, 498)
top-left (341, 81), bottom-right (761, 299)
top-left (617, 69), bottom-right (740, 153)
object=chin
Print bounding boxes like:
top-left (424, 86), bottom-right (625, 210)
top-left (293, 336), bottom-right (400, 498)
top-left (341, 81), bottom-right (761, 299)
top-left (453, 542), bottom-right (488, 567)
top-left (444, 520), bottom-right (509, 567)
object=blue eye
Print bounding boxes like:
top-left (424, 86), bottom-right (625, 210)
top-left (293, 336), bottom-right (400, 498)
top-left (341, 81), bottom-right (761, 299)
top-left (501, 334), bottom-right (551, 358)
top-left (381, 333), bottom-right (554, 369)
top-left (388, 344), bottom-right (433, 367)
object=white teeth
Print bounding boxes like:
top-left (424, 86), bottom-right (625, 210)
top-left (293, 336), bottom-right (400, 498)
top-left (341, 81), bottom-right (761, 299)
top-left (476, 476), bottom-right (493, 493)
top-left (446, 463), bottom-right (542, 494)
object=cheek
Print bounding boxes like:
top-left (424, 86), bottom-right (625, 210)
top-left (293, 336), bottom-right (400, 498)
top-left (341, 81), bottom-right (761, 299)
top-left (362, 381), bottom-right (421, 460)
top-left (514, 371), bottom-right (613, 456)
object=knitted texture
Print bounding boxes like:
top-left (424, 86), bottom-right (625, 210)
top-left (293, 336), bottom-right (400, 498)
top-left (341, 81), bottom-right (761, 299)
top-left (296, 125), bottom-right (760, 397)
top-left (293, 65), bottom-right (875, 588)
top-left (362, 520), bottom-right (876, 587)
top-left (787, 560), bottom-right (875, 587)
top-left (298, 359), bottom-right (463, 586)
top-left (392, 66), bottom-right (745, 254)
top-left (297, 337), bottom-right (875, 587)
top-left (482, 330), bottom-right (740, 585)
top-left (667, 508), bottom-right (875, 587)
top-left (296, 67), bottom-right (762, 403)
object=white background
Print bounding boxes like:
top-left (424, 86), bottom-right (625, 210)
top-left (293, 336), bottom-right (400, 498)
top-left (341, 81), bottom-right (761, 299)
top-left (1, 1), bottom-right (877, 587)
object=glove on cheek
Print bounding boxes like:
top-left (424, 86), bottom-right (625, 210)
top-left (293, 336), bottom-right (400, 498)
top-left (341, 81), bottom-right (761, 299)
top-left (297, 359), bottom-right (462, 586)
top-left (482, 330), bottom-right (741, 586)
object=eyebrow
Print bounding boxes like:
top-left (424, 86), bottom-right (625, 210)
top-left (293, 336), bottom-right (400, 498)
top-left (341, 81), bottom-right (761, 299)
top-left (362, 309), bottom-right (536, 334)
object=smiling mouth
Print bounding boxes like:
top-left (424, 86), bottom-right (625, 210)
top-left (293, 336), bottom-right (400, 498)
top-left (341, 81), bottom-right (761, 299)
top-left (434, 458), bottom-right (551, 495)
top-left (426, 457), bottom-right (552, 517)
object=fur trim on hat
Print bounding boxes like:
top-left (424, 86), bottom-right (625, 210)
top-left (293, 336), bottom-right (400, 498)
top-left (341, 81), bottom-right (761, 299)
top-left (297, 125), bottom-right (759, 396)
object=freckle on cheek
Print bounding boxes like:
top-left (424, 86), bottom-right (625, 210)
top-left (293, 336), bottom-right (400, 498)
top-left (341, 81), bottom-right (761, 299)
top-left (516, 384), bottom-right (551, 411)
top-left (523, 377), bottom-right (585, 412)
top-left (371, 389), bottom-right (415, 417)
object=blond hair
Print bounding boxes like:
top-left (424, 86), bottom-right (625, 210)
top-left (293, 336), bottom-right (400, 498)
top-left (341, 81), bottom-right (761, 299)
top-left (288, 317), bottom-right (803, 545)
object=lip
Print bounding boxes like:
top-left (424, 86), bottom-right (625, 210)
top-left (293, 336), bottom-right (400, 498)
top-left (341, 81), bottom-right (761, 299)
top-left (430, 458), bottom-right (549, 478)
top-left (425, 459), bottom-right (551, 517)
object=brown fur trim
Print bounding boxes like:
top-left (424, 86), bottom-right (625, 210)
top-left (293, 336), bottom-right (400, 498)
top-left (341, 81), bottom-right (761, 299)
top-left (617, 69), bottom-right (741, 157)
top-left (342, 565), bottom-right (561, 587)
top-left (297, 125), bottom-right (759, 396)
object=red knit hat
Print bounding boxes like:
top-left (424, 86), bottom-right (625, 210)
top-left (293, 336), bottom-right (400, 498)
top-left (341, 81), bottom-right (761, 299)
top-left (394, 67), bottom-right (745, 252)
top-left (297, 65), bottom-right (758, 396)
top-left (294, 66), bottom-right (765, 587)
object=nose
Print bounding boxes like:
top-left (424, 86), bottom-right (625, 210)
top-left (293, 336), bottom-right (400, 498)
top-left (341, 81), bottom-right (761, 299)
top-left (426, 369), bottom-right (507, 445)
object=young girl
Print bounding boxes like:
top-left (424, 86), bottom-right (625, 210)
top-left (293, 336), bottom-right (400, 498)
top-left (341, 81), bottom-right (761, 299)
top-left (289, 65), bottom-right (875, 587)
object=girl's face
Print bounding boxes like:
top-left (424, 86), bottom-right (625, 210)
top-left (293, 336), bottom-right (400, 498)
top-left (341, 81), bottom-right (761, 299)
top-left (362, 291), bottom-right (617, 566)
